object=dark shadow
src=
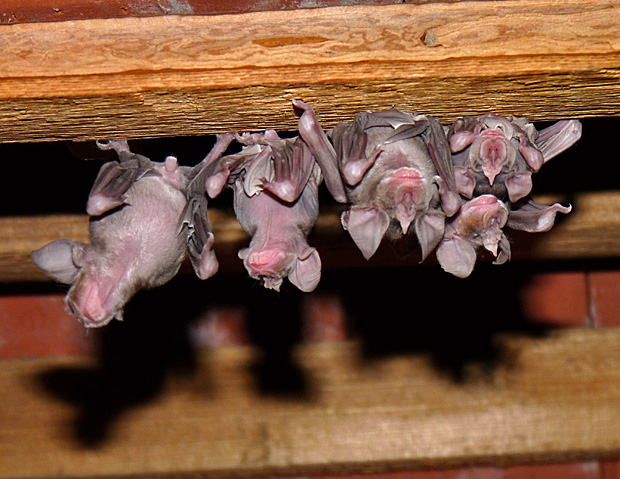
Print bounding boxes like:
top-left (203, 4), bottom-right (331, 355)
top-left (244, 284), bottom-right (309, 399)
top-left (33, 273), bottom-right (310, 447)
top-left (331, 263), bottom-right (549, 383)
top-left (36, 275), bottom-right (203, 447)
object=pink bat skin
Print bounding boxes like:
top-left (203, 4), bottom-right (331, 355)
top-left (448, 114), bottom-right (582, 203)
top-left (208, 132), bottom-right (322, 292)
top-left (507, 196), bottom-right (572, 233)
top-left (31, 137), bottom-right (232, 327)
top-left (436, 195), bottom-right (510, 278)
top-left (295, 99), bottom-right (460, 261)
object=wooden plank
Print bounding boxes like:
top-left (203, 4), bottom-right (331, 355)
top-left (0, 0), bottom-right (410, 25)
top-left (1, 0), bottom-right (620, 142)
top-left (2, 192), bottom-right (620, 283)
top-left (2, 328), bottom-right (620, 478)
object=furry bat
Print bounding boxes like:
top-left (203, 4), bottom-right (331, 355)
top-left (447, 114), bottom-right (582, 202)
top-left (295, 99), bottom-right (460, 260)
top-left (31, 137), bottom-right (232, 327)
top-left (436, 194), bottom-right (511, 278)
top-left (206, 131), bottom-right (322, 292)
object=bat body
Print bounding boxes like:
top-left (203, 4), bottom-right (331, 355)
top-left (436, 194), bottom-right (510, 278)
top-left (32, 141), bottom-right (189, 327)
top-left (296, 100), bottom-right (459, 260)
top-left (448, 114), bottom-right (582, 203)
top-left (208, 132), bottom-right (322, 292)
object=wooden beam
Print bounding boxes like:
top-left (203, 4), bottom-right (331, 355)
top-left (0, 0), bottom-right (409, 25)
top-left (2, 192), bottom-right (620, 283)
top-left (2, 328), bottom-right (620, 478)
top-left (1, 0), bottom-right (620, 142)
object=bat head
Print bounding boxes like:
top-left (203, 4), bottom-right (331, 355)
top-left (65, 269), bottom-right (131, 328)
top-left (468, 119), bottom-right (517, 186)
top-left (375, 167), bottom-right (430, 235)
top-left (239, 244), bottom-right (321, 292)
top-left (455, 195), bottom-right (509, 255)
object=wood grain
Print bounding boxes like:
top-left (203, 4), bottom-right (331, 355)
top-left (0, 0), bottom-right (619, 142)
top-left (2, 328), bottom-right (620, 478)
top-left (0, 0), bottom-right (412, 25)
top-left (3, 192), bottom-right (620, 282)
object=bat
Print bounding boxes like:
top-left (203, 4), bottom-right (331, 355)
top-left (31, 137), bottom-right (232, 327)
top-left (447, 114), bottom-right (582, 203)
top-left (295, 99), bottom-right (460, 260)
top-left (206, 131), bottom-right (322, 292)
top-left (435, 194), bottom-right (511, 278)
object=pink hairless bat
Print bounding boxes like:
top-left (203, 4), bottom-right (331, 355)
top-left (31, 136), bottom-right (232, 327)
top-left (206, 130), bottom-right (322, 292)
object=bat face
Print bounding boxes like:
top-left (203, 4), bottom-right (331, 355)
top-left (436, 194), bottom-right (510, 278)
top-left (448, 115), bottom-right (582, 203)
top-left (450, 115), bottom-right (517, 187)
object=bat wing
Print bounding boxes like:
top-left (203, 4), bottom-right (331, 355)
top-left (87, 139), bottom-right (156, 216)
top-left (294, 99), bottom-right (348, 202)
top-left (180, 197), bottom-right (219, 280)
top-left (255, 136), bottom-right (316, 203)
top-left (181, 133), bottom-right (236, 280)
top-left (85, 159), bottom-right (141, 216)
top-left (424, 116), bottom-right (461, 217)
top-left (507, 197), bottom-right (572, 233)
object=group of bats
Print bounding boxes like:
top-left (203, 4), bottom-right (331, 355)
top-left (32, 100), bottom-right (582, 328)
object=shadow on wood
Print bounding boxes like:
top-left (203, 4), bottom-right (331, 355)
top-left (31, 264), bottom-right (551, 448)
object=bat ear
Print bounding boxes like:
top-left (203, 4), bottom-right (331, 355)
top-left (31, 239), bottom-right (84, 284)
top-left (414, 212), bottom-right (445, 261)
top-left (436, 238), bottom-right (477, 278)
top-left (448, 130), bottom-right (477, 153)
top-left (535, 119), bottom-right (582, 162)
top-left (289, 249), bottom-right (322, 292)
top-left (505, 171), bottom-right (533, 203)
top-left (454, 166), bottom-right (476, 199)
top-left (507, 199), bottom-right (572, 233)
top-left (341, 207), bottom-right (390, 260)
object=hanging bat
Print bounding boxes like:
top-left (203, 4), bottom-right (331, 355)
top-left (295, 99), bottom-right (460, 260)
top-left (447, 114), bottom-right (582, 202)
top-left (31, 136), bottom-right (232, 327)
top-left (206, 131), bottom-right (322, 292)
top-left (435, 194), bottom-right (511, 278)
